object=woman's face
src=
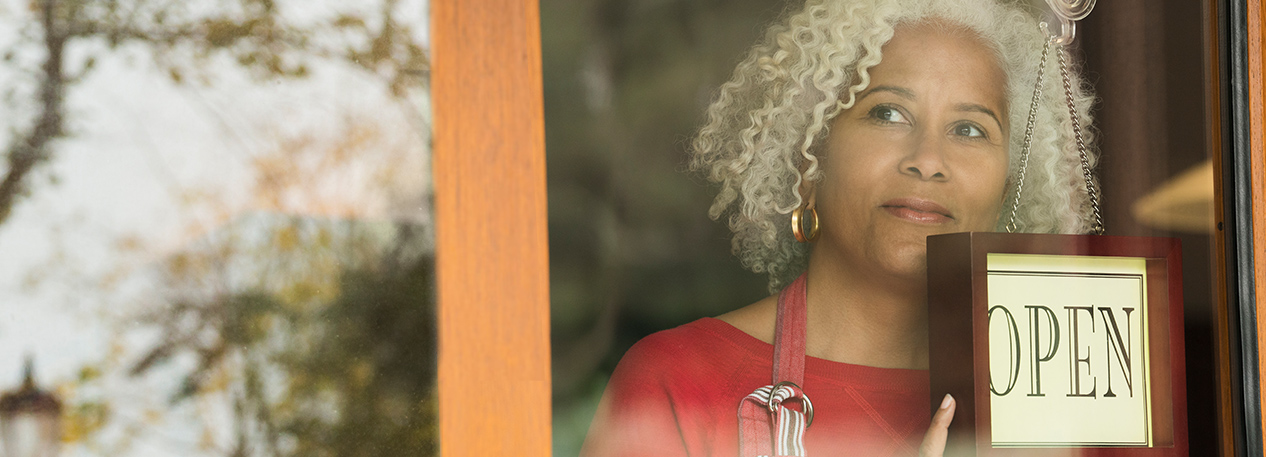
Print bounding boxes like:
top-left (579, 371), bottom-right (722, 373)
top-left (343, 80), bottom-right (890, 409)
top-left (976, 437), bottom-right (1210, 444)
top-left (810, 22), bottom-right (1009, 282)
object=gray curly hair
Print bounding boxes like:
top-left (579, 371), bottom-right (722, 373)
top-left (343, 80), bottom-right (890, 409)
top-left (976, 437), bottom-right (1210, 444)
top-left (689, 0), bottom-right (1100, 290)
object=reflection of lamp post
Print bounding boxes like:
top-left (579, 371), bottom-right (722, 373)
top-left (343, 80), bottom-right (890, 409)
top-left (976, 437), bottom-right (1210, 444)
top-left (0, 358), bottom-right (62, 457)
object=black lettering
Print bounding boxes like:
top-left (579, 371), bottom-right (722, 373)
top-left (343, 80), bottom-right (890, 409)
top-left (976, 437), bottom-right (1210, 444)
top-left (1026, 305), bottom-right (1059, 397)
top-left (1066, 306), bottom-right (1097, 398)
top-left (989, 305), bottom-right (1022, 396)
top-left (1100, 307), bottom-right (1135, 398)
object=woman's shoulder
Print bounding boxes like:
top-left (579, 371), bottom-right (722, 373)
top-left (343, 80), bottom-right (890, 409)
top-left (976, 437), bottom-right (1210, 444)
top-left (619, 318), bottom-right (760, 366)
top-left (608, 318), bottom-right (770, 390)
top-left (714, 294), bottom-right (777, 344)
top-left (596, 317), bottom-right (772, 433)
top-left (583, 319), bottom-right (767, 457)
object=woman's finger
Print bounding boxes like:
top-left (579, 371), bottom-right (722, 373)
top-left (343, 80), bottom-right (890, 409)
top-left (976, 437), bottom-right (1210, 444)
top-left (920, 394), bottom-right (956, 457)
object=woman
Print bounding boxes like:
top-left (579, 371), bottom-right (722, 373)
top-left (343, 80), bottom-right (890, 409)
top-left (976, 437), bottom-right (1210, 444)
top-left (581, 0), bottom-right (1097, 455)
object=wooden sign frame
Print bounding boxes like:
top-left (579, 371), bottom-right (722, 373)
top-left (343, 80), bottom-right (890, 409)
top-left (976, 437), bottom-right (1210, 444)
top-left (928, 232), bottom-right (1188, 455)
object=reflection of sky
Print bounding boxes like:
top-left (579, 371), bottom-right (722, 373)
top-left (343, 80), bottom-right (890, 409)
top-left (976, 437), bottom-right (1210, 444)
top-left (0, 1), bottom-right (430, 455)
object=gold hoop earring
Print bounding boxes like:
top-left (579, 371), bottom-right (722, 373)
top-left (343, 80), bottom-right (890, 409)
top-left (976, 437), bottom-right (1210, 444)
top-left (791, 207), bottom-right (820, 243)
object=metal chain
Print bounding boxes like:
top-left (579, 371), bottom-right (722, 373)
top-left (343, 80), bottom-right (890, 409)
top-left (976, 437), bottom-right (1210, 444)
top-left (1007, 34), bottom-right (1105, 235)
top-left (1058, 48), bottom-right (1104, 234)
top-left (1005, 37), bottom-right (1053, 233)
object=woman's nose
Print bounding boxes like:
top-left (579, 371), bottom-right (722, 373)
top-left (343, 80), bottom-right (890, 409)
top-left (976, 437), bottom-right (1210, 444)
top-left (897, 136), bottom-right (949, 181)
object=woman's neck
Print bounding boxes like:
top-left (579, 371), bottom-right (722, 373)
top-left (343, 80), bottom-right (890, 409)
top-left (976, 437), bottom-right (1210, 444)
top-left (803, 253), bottom-right (929, 370)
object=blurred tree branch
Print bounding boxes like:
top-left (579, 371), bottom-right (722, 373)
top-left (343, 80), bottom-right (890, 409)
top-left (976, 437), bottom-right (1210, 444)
top-left (110, 114), bottom-right (435, 455)
top-left (0, 0), bottom-right (68, 226)
top-left (0, 0), bottom-right (434, 453)
top-left (0, 0), bottom-right (430, 227)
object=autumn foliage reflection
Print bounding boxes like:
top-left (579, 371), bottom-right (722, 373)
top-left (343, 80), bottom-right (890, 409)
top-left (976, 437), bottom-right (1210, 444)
top-left (0, 0), bottom-right (433, 455)
top-left (127, 118), bottom-right (434, 456)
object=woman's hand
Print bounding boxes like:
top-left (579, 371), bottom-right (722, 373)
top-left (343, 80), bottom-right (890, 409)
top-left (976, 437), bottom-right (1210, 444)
top-left (919, 394), bottom-right (957, 457)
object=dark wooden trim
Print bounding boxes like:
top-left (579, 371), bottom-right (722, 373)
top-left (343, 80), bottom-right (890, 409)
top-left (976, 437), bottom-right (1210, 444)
top-left (433, 0), bottom-right (552, 455)
top-left (1207, 0), bottom-right (1240, 451)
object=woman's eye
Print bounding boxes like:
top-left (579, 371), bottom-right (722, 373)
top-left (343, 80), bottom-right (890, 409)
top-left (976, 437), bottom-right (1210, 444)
top-left (869, 106), bottom-right (907, 124)
top-left (953, 123), bottom-right (986, 138)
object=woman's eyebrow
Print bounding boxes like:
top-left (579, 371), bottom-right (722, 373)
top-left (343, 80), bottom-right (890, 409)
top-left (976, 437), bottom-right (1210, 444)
top-left (857, 85), bottom-right (916, 102)
top-left (954, 103), bottom-right (1004, 130)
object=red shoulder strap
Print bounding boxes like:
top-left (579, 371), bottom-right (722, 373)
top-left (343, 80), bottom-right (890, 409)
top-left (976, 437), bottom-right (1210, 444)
top-left (738, 273), bottom-right (812, 457)
top-left (773, 273), bottom-right (808, 385)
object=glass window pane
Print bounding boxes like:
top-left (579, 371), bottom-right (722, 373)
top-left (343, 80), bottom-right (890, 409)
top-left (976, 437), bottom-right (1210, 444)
top-left (547, 0), bottom-right (1229, 454)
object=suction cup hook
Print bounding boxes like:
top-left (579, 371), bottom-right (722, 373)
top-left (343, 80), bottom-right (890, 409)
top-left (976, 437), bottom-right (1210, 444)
top-left (1044, 0), bottom-right (1096, 45)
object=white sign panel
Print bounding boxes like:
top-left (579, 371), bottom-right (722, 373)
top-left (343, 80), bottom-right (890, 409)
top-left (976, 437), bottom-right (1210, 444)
top-left (986, 253), bottom-right (1151, 447)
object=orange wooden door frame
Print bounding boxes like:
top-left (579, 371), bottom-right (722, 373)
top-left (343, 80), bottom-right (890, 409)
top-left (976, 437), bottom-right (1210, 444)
top-left (1250, 0), bottom-right (1266, 449)
top-left (433, 0), bottom-right (552, 456)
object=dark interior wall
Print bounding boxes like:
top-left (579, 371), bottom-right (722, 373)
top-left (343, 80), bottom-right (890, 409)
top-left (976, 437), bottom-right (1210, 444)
top-left (1080, 0), bottom-right (1218, 452)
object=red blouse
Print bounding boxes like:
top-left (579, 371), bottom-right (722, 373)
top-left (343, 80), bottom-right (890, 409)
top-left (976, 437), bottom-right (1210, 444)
top-left (580, 318), bottom-right (931, 457)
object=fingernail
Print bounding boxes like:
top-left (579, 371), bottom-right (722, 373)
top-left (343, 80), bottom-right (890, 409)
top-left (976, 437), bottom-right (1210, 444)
top-left (940, 393), bottom-right (954, 410)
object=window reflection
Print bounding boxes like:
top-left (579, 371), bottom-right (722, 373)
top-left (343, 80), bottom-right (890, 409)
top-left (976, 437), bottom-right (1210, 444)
top-left (0, 1), bottom-right (434, 455)
top-left (547, 0), bottom-right (1225, 453)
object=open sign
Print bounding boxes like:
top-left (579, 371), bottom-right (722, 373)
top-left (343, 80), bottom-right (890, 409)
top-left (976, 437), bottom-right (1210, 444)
top-left (927, 233), bottom-right (1186, 456)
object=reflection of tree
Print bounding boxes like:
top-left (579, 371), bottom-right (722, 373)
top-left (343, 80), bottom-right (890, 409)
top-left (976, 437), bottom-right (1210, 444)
top-left (0, 0), bottom-right (71, 226)
top-left (120, 115), bottom-right (434, 456)
top-left (0, 0), bottom-right (429, 226)
top-left (0, 0), bottom-right (433, 453)
top-left (131, 216), bottom-right (434, 457)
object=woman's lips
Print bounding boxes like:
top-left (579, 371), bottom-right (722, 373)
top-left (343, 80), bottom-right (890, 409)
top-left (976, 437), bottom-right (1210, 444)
top-left (881, 198), bottom-right (954, 224)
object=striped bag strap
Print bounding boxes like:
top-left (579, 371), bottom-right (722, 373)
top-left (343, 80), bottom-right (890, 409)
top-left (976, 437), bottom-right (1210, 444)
top-left (738, 274), bottom-right (813, 457)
